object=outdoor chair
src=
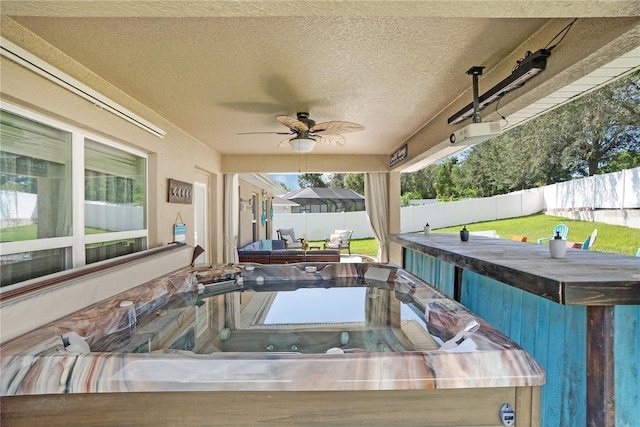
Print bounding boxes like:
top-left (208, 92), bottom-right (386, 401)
top-left (537, 224), bottom-right (569, 244)
top-left (276, 228), bottom-right (305, 250)
top-left (588, 228), bottom-right (597, 249)
top-left (580, 235), bottom-right (591, 250)
top-left (323, 229), bottom-right (353, 254)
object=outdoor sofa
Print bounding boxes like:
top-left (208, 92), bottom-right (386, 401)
top-left (238, 239), bottom-right (340, 264)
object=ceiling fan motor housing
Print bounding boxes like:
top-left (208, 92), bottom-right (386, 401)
top-left (296, 112), bottom-right (315, 129)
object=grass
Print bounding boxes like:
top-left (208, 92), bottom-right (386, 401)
top-left (307, 238), bottom-right (380, 259)
top-left (310, 213), bottom-right (640, 258)
top-left (0, 224), bottom-right (112, 242)
top-left (432, 213), bottom-right (639, 256)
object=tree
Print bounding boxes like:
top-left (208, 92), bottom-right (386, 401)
top-left (297, 173), bottom-right (326, 188)
top-left (401, 166), bottom-right (438, 199)
top-left (600, 149), bottom-right (640, 173)
top-left (278, 181), bottom-right (290, 192)
top-left (560, 70), bottom-right (640, 176)
top-left (345, 173), bottom-right (364, 195)
top-left (401, 190), bottom-right (422, 207)
top-left (326, 173), bottom-right (346, 188)
top-left (433, 158), bottom-right (459, 200)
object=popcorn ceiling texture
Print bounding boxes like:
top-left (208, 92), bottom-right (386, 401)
top-left (2, 1), bottom-right (638, 162)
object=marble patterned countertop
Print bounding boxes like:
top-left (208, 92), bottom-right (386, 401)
top-left (1, 263), bottom-right (545, 395)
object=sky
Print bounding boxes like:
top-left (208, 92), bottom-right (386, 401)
top-left (269, 173), bottom-right (300, 192)
top-left (270, 173), bottom-right (339, 193)
top-left (263, 287), bottom-right (422, 324)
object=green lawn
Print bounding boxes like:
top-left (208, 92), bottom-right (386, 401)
top-left (432, 213), bottom-right (639, 256)
top-left (310, 213), bottom-right (639, 258)
top-left (307, 238), bottom-right (380, 259)
top-left (0, 224), bottom-right (111, 242)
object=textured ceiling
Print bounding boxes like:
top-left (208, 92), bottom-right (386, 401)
top-left (2, 1), bottom-right (640, 166)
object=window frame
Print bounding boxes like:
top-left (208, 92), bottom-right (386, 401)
top-left (0, 101), bottom-right (149, 287)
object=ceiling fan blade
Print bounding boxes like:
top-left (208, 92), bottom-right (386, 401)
top-left (237, 131), bottom-right (293, 135)
top-left (277, 137), bottom-right (293, 149)
top-left (311, 121), bottom-right (365, 135)
top-left (313, 133), bottom-right (346, 146)
top-left (276, 115), bottom-right (309, 132)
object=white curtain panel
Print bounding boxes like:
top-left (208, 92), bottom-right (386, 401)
top-left (223, 174), bottom-right (239, 263)
top-left (365, 173), bottom-right (389, 262)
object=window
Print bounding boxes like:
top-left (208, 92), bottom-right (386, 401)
top-left (0, 109), bottom-right (73, 241)
top-left (0, 105), bottom-right (147, 288)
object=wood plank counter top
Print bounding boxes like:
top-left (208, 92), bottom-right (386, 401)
top-left (388, 233), bottom-right (640, 306)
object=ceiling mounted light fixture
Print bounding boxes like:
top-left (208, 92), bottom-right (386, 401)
top-left (448, 49), bottom-right (551, 125)
top-left (289, 137), bottom-right (316, 153)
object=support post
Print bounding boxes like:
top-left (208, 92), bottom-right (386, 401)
top-left (453, 266), bottom-right (463, 302)
top-left (586, 305), bottom-right (615, 427)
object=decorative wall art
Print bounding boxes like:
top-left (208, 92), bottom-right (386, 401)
top-left (168, 179), bottom-right (193, 204)
top-left (173, 213), bottom-right (186, 243)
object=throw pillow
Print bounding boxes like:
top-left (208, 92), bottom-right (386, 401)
top-left (260, 239), bottom-right (273, 251)
top-left (329, 233), bottom-right (341, 243)
top-left (335, 229), bottom-right (350, 241)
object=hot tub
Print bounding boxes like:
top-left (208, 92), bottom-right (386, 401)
top-left (1, 263), bottom-right (545, 426)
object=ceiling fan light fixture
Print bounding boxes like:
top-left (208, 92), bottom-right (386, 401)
top-left (289, 137), bottom-right (315, 153)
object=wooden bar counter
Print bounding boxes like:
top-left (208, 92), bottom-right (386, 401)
top-left (388, 232), bottom-right (640, 427)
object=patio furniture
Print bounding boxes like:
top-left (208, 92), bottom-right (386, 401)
top-left (238, 239), bottom-right (339, 264)
top-left (304, 249), bottom-right (342, 262)
top-left (566, 229), bottom-right (597, 250)
top-left (323, 229), bottom-right (353, 254)
top-left (277, 228), bottom-right (305, 249)
top-left (537, 224), bottom-right (569, 244)
top-left (588, 228), bottom-right (597, 249)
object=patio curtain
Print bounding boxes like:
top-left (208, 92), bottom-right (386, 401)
top-left (223, 174), bottom-right (240, 329)
top-left (223, 174), bottom-right (239, 263)
top-left (365, 172), bottom-right (389, 262)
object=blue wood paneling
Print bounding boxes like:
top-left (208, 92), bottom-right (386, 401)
top-left (615, 305), bottom-right (640, 427)
top-left (403, 249), bottom-right (454, 298)
top-left (404, 250), bottom-right (589, 427)
top-left (461, 271), bottom-right (587, 427)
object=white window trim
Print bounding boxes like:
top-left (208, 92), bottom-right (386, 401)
top-left (0, 101), bottom-right (149, 271)
top-left (84, 230), bottom-right (148, 245)
top-left (0, 237), bottom-right (74, 256)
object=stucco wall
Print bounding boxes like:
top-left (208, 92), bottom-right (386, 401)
top-left (1, 19), bottom-right (223, 262)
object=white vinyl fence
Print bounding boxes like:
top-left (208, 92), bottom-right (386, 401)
top-left (273, 167), bottom-right (640, 239)
top-left (0, 193), bottom-right (144, 232)
top-left (542, 168), bottom-right (640, 210)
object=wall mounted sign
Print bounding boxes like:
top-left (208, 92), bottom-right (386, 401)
top-left (390, 144), bottom-right (407, 167)
top-left (173, 223), bottom-right (186, 243)
top-left (172, 213), bottom-right (186, 243)
top-left (168, 179), bottom-right (193, 204)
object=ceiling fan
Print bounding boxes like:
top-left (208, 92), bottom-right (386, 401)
top-left (239, 112), bottom-right (365, 153)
